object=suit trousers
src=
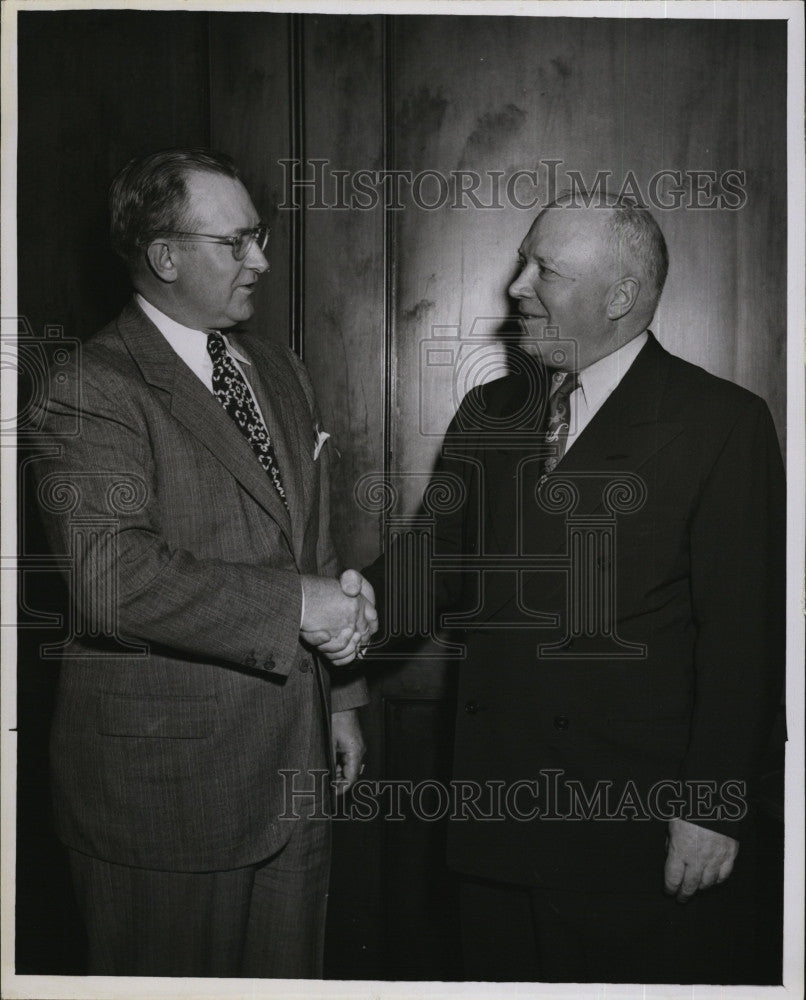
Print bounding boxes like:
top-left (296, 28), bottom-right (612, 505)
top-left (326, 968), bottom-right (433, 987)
top-left (67, 677), bottom-right (333, 978)
top-left (459, 844), bottom-right (770, 985)
top-left (68, 810), bottom-right (330, 978)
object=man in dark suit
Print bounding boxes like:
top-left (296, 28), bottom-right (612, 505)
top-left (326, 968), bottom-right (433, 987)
top-left (33, 148), bottom-right (376, 978)
top-left (364, 195), bottom-right (784, 983)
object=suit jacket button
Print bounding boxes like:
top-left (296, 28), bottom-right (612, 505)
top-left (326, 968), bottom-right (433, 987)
top-left (262, 655), bottom-right (276, 671)
top-left (553, 715), bottom-right (570, 732)
top-left (298, 658), bottom-right (311, 673)
top-left (244, 652), bottom-right (257, 668)
top-left (464, 700), bottom-right (479, 715)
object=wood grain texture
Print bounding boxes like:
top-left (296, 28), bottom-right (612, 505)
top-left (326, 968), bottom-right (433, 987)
top-left (209, 13), bottom-right (293, 349)
top-left (301, 15), bottom-right (387, 570)
top-left (17, 10), bottom-right (211, 342)
top-left (389, 16), bottom-right (786, 510)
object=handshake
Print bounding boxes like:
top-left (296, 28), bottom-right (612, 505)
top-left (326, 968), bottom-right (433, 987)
top-left (300, 569), bottom-right (379, 666)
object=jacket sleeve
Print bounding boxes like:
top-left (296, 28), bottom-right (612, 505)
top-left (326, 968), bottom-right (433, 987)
top-left (34, 359), bottom-right (303, 677)
top-left (282, 346), bottom-right (339, 580)
top-left (282, 347), bottom-right (368, 711)
top-left (681, 396), bottom-right (785, 836)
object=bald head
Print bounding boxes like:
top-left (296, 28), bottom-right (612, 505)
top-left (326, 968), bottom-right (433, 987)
top-left (544, 193), bottom-right (668, 303)
top-left (509, 197), bottom-right (668, 370)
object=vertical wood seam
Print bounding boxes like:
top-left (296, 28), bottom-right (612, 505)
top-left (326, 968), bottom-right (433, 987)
top-left (203, 13), bottom-right (213, 148)
top-left (288, 13), bottom-right (305, 359)
top-left (380, 18), bottom-right (396, 972)
top-left (382, 14), bottom-right (396, 547)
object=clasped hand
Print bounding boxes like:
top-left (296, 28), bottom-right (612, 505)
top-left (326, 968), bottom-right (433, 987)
top-left (300, 569), bottom-right (378, 665)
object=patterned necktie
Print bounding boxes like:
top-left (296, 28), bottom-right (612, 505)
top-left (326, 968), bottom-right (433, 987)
top-left (206, 332), bottom-right (289, 511)
top-left (541, 370), bottom-right (580, 476)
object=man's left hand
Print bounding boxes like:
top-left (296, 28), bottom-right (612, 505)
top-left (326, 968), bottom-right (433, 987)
top-left (664, 818), bottom-right (739, 902)
top-left (331, 708), bottom-right (366, 796)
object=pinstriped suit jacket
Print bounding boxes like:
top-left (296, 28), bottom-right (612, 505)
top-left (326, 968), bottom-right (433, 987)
top-left (34, 298), bottom-right (367, 872)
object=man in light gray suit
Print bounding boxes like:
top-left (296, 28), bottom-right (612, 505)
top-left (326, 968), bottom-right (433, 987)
top-left (33, 148), bottom-right (376, 978)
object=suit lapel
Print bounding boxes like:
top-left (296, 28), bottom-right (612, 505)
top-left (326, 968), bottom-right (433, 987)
top-left (485, 335), bottom-right (685, 619)
top-left (535, 334), bottom-right (684, 531)
top-left (115, 300), bottom-right (295, 552)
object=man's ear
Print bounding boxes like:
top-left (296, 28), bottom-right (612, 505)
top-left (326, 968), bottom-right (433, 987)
top-left (606, 276), bottom-right (640, 320)
top-left (145, 240), bottom-right (179, 283)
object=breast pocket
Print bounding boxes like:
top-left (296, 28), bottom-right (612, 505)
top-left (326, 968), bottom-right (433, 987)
top-left (97, 694), bottom-right (219, 739)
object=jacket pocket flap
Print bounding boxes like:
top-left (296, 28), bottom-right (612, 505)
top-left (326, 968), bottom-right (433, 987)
top-left (97, 694), bottom-right (218, 739)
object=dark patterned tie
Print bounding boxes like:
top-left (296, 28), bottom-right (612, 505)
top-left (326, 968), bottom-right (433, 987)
top-left (206, 332), bottom-right (289, 511)
top-left (541, 370), bottom-right (580, 477)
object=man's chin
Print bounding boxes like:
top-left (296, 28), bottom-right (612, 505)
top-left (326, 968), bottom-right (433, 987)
top-left (227, 303), bottom-right (256, 326)
top-left (520, 315), bottom-right (548, 333)
top-left (517, 320), bottom-right (551, 363)
top-left (517, 318), bottom-right (577, 369)
top-left (519, 315), bottom-right (548, 341)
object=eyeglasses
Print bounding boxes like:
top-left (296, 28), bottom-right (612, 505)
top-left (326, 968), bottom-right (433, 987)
top-left (146, 223), bottom-right (270, 261)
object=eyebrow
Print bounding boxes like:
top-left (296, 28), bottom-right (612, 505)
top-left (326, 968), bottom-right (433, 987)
top-left (517, 247), bottom-right (563, 270)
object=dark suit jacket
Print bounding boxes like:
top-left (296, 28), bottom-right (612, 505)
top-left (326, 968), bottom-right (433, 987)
top-left (368, 334), bottom-right (784, 892)
top-left (34, 299), bottom-right (366, 872)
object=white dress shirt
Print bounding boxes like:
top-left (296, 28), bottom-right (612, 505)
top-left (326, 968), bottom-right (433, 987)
top-left (135, 293), bottom-right (269, 426)
top-left (561, 331), bottom-right (648, 455)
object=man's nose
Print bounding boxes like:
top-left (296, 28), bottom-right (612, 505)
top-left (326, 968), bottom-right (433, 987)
top-left (244, 241), bottom-right (270, 274)
top-left (508, 267), bottom-right (535, 300)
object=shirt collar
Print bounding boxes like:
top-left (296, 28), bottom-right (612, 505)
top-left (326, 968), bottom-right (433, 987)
top-left (135, 293), bottom-right (251, 365)
top-left (574, 331), bottom-right (648, 410)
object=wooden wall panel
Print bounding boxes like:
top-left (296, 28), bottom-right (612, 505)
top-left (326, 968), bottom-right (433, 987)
top-left (296, 16), bottom-right (390, 978)
top-left (389, 16), bottom-right (787, 510)
top-left (734, 24), bottom-right (788, 447)
top-left (209, 13), bottom-right (293, 348)
top-left (17, 10), bottom-right (211, 343)
top-left (302, 15), bottom-right (387, 570)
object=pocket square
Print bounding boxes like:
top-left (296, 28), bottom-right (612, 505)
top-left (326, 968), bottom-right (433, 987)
top-left (313, 429), bottom-right (331, 461)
